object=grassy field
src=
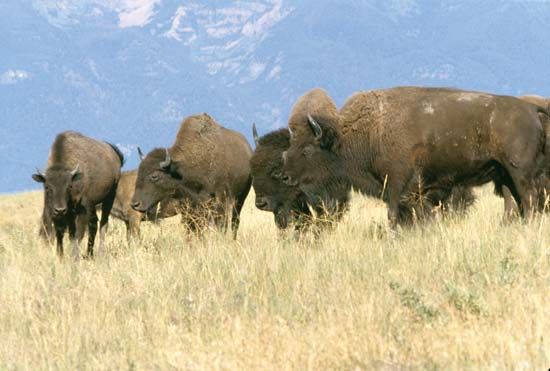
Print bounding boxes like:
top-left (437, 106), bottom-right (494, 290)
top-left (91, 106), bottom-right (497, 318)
top-left (0, 187), bottom-right (548, 370)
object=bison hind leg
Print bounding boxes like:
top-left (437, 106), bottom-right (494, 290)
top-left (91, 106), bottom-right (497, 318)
top-left (97, 186), bottom-right (117, 256)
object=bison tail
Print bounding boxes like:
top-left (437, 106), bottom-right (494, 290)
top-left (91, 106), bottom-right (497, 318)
top-left (107, 142), bottom-right (125, 167)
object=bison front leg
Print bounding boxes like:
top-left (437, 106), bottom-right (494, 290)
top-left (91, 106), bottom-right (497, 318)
top-left (386, 173), bottom-right (412, 230)
top-left (97, 187), bottom-right (116, 255)
top-left (68, 214), bottom-right (81, 261)
top-left (501, 185), bottom-right (518, 222)
top-left (86, 210), bottom-right (99, 258)
top-left (127, 213), bottom-right (141, 245)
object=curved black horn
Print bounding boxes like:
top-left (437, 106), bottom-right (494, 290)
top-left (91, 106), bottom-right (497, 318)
top-left (252, 123), bottom-right (260, 146)
top-left (307, 114), bottom-right (322, 139)
top-left (159, 149), bottom-right (171, 170)
top-left (137, 146), bottom-right (145, 161)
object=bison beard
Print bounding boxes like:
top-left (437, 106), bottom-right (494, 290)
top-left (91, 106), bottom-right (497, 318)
top-left (283, 87), bottom-right (546, 229)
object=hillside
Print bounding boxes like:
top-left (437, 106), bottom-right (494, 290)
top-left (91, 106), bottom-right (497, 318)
top-left (2, 0), bottom-right (550, 192)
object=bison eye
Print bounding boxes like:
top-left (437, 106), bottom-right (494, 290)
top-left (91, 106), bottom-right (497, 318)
top-left (272, 171), bottom-right (282, 179)
top-left (150, 174), bottom-right (159, 182)
top-left (303, 145), bottom-right (314, 158)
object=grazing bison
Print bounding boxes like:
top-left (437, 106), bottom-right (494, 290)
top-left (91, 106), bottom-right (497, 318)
top-left (32, 131), bottom-right (123, 258)
top-left (109, 170), bottom-right (180, 241)
top-left (131, 113), bottom-right (252, 236)
top-left (283, 87), bottom-right (548, 229)
top-left (251, 124), bottom-right (347, 230)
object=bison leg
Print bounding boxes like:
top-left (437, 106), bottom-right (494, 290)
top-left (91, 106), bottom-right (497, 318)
top-left (504, 165), bottom-right (540, 219)
top-left (230, 195), bottom-right (247, 240)
top-left (97, 187), bottom-right (116, 255)
top-left (501, 185), bottom-right (519, 222)
top-left (86, 210), bottom-right (99, 258)
top-left (75, 213), bottom-right (88, 243)
top-left (127, 213), bottom-right (141, 245)
top-left (39, 207), bottom-right (55, 244)
top-left (68, 215), bottom-right (81, 261)
top-left (386, 172), bottom-right (414, 229)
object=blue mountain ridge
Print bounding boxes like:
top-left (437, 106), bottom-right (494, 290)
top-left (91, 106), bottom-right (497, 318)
top-left (1, 0), bottom-right (550, 193)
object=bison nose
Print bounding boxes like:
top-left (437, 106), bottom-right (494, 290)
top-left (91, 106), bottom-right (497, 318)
top-left (255, 198), bottom-right (269, 210)
top-left (131, 201), bottom-right (141, 210)
top-left (53, 207), bottom-right (67, 216)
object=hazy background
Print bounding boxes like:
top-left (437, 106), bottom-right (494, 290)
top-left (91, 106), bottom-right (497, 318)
top-left (1, 0), bottom-right (550, 193)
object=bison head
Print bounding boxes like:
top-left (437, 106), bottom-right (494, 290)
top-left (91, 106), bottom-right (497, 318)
top-left (281, 114), bottom-right (351, 213)
top-left (250, 127), bottom-right (311, 228)
top-left (131, 148), bottom-right (183, 212)
top-left (32, 164), bottom-right (82, 219)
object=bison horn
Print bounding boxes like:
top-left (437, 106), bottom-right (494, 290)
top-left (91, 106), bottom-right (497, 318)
top-left (159, 149), bottom-right (171, 170)
top-left (307, 114), bottom-right (322, 140)
top-left (137, 146), bottom-right (145, 161)
top-left (252, 123), bottom-right (260, 146)
top-left (70, 164), bottom-right (80, 176)
top-left (287, 126), bottom-right (293, 138)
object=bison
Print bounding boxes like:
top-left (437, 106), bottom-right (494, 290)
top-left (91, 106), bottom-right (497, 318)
top-left (131, 113), bottom-right (252, 237)
top-left (283, 87), bottom-right (548, 229)
top-left (496, 95), bottom-right (550, 218)
top-left (251, 123), bottom-right (349, 230)
top-left (32, 131), bottom-right (123, 258)
top-left (109, 169), bottom-right (180, 241)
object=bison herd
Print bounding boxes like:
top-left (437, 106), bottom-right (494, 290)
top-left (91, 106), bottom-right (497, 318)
top-left (32, 87), bottom-right (550, 259)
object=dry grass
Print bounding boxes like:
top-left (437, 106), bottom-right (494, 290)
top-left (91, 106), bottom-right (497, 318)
top-left (0, 187), bottom-right (549, 370)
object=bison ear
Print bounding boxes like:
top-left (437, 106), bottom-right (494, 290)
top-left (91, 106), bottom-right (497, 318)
top-left (32, 172), bottom-right (46, 183)
top-left (70, 164), bottom-right (82, 182)
top-left (319, 125), bottom-right (340, 151)
top-left (308, 115), bottom-right (339, 151)
top-left (252, 123), bottom-right (260, 146)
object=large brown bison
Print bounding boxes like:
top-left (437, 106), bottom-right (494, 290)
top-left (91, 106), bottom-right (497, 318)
top-left (131, 113), bottom-right (252, 236)
top-left (283, 87), bottom-right (548, 228)
top-left (110, 170), bottom-right (179, 240)
top-left (32, 131), bottom-right (123, 258)
top-left (250, 123), bottom-right (349, 230)
top-left (496, 95), bottom-right (550, 218)
top-left (251, 126), bottom-right (312, 229)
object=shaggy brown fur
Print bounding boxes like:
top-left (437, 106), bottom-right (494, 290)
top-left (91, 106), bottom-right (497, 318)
top-left (132, 113), bottom-right (252, 236)
top-left (32, 131), bottom-right (123, 258)
top-left (283, 87), bottom-right (548, 228)
top-left (497, 95), bottom-right (550, 218)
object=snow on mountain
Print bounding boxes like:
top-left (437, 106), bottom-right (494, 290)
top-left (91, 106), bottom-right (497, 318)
top-left (2, 1), bottom-right (550, 192)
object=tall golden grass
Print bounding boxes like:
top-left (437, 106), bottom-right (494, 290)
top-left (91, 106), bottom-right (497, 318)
top-left (0, 187), bottom-right (548, 370)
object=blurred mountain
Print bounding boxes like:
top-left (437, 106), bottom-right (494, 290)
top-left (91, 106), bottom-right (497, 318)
top-left (1, 0), bottom-right (550, 192)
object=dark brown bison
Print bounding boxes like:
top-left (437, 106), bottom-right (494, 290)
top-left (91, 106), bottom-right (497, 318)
top-left (109, 170), bottom-right (179, 241)
top-left (283, 87), bottom-right (548, 229)
top-left (496, 95), bottom-right (550, 218)
top-left (32, 131), bottom-right (123, 258)
top-left (251, 124), bottom-right (348, 230)
top-left (131, 113), bottom-right (252, 236)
